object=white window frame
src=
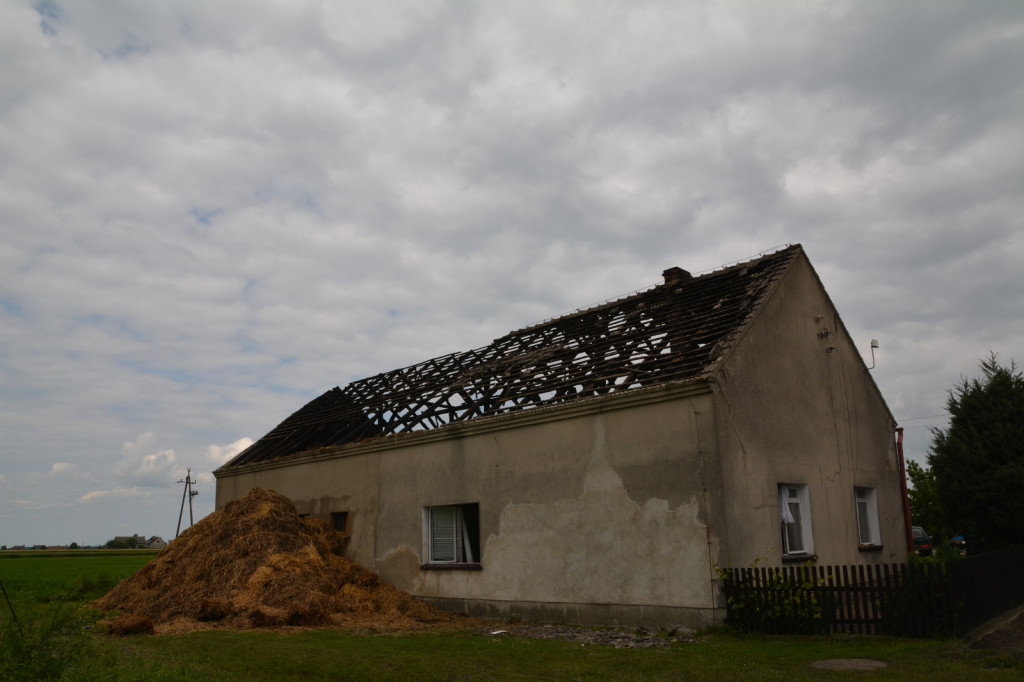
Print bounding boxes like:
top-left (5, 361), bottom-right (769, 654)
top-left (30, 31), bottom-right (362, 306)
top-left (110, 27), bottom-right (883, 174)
top-left (855, 486), bottom-right (880, 546)
top-left (424, 504), bottom-right (477, 565)
top-left (779, 483), bottom-right (814, 556)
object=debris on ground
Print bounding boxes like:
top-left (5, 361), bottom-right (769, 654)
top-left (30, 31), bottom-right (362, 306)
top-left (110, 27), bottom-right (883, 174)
top-left (478, 623), bottom-right (695, 648)
top-left (92, 488), bottom-right (464, 635)
top-left (809, 659), bottom-right (887, 671)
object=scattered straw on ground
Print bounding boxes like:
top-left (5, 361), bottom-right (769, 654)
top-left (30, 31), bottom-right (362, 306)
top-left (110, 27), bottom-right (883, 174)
top-left (93, 488), bottom-right (467, 635)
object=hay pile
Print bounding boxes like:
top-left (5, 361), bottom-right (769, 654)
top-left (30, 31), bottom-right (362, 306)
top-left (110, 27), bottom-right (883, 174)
top-left (94, 488), bottom-right (460, 634)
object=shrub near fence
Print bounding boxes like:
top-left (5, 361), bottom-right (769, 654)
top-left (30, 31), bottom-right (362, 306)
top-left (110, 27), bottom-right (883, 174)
top-left (722, 547), bottom-right (1024, 637)
top-left (718, 562), bottom-right (825, 635)
top-left (721, 562), bottom-right (955, 636)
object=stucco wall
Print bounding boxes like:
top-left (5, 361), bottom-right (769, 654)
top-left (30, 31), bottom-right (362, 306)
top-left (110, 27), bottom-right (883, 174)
top-left (711, 253), bottom-right (907, 568)
top-left (216, 385), bottom-right (725, 628)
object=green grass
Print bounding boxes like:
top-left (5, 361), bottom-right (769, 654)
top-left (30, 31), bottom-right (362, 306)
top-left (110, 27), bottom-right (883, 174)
top-left (2, 553), bottom-right (1022, 681)
top-left (0, 551), bottom-right (157, 601)
top-left (1, 552), bottom-right (157, 680)
top-left (78, 628), bottom-right (1023, 681)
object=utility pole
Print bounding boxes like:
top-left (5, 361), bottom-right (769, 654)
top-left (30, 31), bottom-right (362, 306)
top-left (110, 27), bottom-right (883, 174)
top-left (175, 468), bottom-right (199, 539)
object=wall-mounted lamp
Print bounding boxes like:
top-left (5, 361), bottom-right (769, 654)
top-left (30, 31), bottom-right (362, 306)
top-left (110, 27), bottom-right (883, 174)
top-left (867, 339), bottom-right (879, 370)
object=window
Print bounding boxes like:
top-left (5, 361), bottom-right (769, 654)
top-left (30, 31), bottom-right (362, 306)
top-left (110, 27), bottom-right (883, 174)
top-left (778, 484), bottom-right (814, 556)
top-left (330, 511), bottom-right (349, 533)
top-left (424, 503), bottom-right (480, 567)
top-left (855, 487), bottom-right (880, 547)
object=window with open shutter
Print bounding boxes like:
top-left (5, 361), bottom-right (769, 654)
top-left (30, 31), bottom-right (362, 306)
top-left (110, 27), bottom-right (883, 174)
top-left (424, 503), bottom-right (481, 567)
top-left (429, 506), bottom-right (460, 562)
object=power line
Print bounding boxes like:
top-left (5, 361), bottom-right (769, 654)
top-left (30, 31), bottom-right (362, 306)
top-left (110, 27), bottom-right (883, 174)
top-left (900, 413), bottom-right (949, 422)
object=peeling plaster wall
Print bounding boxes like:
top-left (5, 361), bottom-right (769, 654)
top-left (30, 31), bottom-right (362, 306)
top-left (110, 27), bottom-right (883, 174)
top-left (373, 392), bottom-right (721, 627)
top-left (711, 253), bottom-right (907, 568)
top-left (217, 387), bottom-right (724, 628)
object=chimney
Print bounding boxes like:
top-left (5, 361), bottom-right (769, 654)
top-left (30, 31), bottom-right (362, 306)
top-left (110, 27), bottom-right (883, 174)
top-left (662, 267), bottom-right (692, 285)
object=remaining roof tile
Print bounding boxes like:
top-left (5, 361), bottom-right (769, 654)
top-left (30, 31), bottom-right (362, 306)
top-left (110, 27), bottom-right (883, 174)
top-left (221, 244), bottom-right (800, 469)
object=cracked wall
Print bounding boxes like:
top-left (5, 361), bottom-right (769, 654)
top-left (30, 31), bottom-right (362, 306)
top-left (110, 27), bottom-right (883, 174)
top-left (373, 390), bottom-right (721, 617)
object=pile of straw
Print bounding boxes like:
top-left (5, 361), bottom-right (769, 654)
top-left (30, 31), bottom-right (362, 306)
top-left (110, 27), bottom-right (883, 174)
top-left (94, 488), bottom-right (458, 633)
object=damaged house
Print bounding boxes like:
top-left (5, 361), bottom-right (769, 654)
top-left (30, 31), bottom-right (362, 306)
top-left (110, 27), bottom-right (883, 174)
top-left (215, 244), bottom-right (908, 628)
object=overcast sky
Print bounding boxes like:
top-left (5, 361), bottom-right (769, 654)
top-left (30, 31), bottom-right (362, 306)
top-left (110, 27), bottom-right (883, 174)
top-left (1, 0), bottom-right (1021, 548)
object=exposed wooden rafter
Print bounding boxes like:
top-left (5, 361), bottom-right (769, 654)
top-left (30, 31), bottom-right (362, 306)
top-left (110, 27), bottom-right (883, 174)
top-left (223, 245), bottom-right (799, 468)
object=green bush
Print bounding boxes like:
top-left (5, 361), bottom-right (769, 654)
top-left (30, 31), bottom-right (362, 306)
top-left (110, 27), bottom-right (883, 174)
top-left (66, 572), bottom-right (120, 601)
top-left (717, 560), bottom-right (825, 634)
top-left (1, 591), bottom-right (97, 681)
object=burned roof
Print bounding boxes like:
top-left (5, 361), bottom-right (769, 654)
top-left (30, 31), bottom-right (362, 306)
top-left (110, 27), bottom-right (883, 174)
top-left (221, 244), bottom-right (801, 469)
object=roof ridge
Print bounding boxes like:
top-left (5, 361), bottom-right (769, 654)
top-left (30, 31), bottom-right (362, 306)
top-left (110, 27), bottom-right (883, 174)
top-left (694, 243), bottom-right (795, 276)
top-left (509, 243), bottom-right (799, 336)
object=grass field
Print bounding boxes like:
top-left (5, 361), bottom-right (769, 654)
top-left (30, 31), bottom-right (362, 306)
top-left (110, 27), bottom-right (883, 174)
top-left (88, 627), bottom-right (1024, 682)
top-left (2, 552), bottom-right (1022, 681)
top-left (0, 550), bottom-right (157, 599)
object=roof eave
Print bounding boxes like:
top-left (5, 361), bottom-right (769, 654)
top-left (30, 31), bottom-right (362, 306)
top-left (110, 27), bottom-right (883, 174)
top-left (215, 377), bottom-right (713, 477)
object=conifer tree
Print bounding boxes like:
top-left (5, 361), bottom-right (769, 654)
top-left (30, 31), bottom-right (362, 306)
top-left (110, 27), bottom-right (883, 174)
top-left (928, 354), bottom-right (1024, 554)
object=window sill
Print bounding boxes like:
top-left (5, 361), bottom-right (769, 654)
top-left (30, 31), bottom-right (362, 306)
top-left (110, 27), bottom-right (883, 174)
top-left (781, 553), bottom-right (817, 564)
top-left (858, 543), bottom-right (884, 553)
top-left (420, 562), bottom-right (482, 571)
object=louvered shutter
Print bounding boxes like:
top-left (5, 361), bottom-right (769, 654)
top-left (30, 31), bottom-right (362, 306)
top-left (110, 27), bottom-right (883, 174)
top-left (430, 507), bottom-right (458, 562)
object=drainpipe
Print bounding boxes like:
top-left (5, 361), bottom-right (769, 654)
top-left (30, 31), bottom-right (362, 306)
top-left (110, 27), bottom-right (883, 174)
top-left (895, 427), bottom-right (913, 554)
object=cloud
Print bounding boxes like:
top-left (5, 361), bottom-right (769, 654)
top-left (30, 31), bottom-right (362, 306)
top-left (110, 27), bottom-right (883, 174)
top-left (0, 0), bottom-right (1021, 546)
top-left (104, 433), bottom-right (254, 490)
top-left (81, 487), bottom-right (151, 503)
top-left (205, 437), bottom-right (254, 466)
top-left (194, 437), bottom-right (254, 484)
top-left (49, 462), bottom-right (77, 476)
top-left (113, 432), bottom-right (183, 487)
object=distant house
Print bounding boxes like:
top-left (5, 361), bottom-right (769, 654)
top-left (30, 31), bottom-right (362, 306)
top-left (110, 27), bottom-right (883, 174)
top-left (144, 536), bottom-right (167, 550)
top-left (111, 535), bottom-right (142, 547)
top-left (108, 533), bottom-right (164, 549)
top-left (215, 245), bottom-right (908, 628)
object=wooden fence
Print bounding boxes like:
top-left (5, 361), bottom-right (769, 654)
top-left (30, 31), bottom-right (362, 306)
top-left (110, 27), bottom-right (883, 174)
top-left (721, 546), bottom-right (1024, 636)
top-left (948, 545), bottom-right (1024, 634)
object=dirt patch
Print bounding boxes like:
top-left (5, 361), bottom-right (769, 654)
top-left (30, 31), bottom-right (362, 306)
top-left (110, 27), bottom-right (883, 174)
top-left (478, 623), bottom-right (695, 648)
top-left (810, 658), bottom-right (887, 671)
top-left (92, 488), bottom-right (466, 635)
top-left (971, 611), bottom-right (1024, 659)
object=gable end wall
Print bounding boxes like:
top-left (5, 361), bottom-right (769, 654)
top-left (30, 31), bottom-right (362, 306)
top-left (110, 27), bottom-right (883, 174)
top-left (711, 252), bottom-right (907, 568)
